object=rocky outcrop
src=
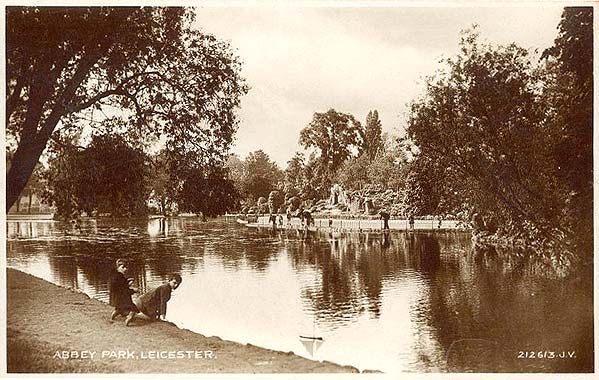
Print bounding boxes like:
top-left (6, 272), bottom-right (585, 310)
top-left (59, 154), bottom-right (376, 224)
top-left (311, 184), bottom-right (405, 217)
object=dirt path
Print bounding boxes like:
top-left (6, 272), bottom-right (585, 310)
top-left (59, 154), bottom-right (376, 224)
top-left (6, 268), bottom-right (360, 374)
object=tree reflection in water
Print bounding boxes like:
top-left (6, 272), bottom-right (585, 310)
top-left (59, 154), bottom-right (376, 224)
top-left (285, 231), bottom-right (444, 325)
top-left (420, 242), bottom-right (593, 372)
top-left (6, 219), bottom-right (593, 372)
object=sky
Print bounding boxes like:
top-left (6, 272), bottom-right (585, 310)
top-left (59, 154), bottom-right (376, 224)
top-left (192, 4), bottom-right (565, 167)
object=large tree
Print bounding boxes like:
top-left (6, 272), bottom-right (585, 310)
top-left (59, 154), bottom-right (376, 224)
top-left (542, 8), bottom-right (593, 199)
top-left (336, 154), bottom-right (370, 191)
top-left (407, 27), bottom-right (566, 244)
top-left (361, 110), bottom-right (383, 161)
top-left (401, 155), bottom-right (464, 217)
top-left (541, 7), bottom-right (593, 256)
top-left (241, 150), bottom-right (283, 200)
top-left (224, 154), bottom-right (246, 198)
top-left (337, 133), bottom-right (408, 192)
top-left (179, 166), bottom-right (239, 217)
top-left (44, 133), bottom-right (149, 217)
top-left (299, 108), bottom-right (362, 175)
top-left (283, 152), bottom-right (306, 196)
top-left (6, 7), bottom-right (248, 209)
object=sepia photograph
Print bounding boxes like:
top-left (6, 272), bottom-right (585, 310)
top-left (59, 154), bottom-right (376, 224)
top-left (3, 0), bottom-right (596, 377)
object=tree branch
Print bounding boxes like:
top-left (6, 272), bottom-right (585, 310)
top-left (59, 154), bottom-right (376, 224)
top-left (67, 70), bottom-right (163, 113)
top-left (20, 59), bottom-right (54, 142)
top-left (67, 88), bottom-right (124, 114)
top-left (38, 42), bottom-right (116, 143)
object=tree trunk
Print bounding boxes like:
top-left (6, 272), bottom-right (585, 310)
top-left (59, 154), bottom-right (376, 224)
top-left (6, 135), bottom-right (48, 211)
top-left (6, 39), bottom-right (115, 211)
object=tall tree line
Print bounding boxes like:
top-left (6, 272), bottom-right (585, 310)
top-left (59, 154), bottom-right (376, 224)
top-left (406, 8), bottom-right (592, 261)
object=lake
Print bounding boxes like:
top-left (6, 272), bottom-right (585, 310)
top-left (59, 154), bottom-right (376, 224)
top-left (6, 217), bottom-right (594, 373)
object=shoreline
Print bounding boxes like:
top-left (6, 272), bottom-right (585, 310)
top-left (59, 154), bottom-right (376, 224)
top-left (238, 215), bottom-right (469, 232)
top-left (6, 268), bottom-right (366, 374)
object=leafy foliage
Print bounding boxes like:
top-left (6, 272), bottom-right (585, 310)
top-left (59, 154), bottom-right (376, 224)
top-left (44, 134), bottom-right (149, 218)
top-left (178, 166), bottom-right (239, 217)
top-left (299, 109), bottom-right (362, 174)
top-left (6, 7), bottom-right (248, 209)
top-left (401, 156), bottom-right (464, 216)
top-left (225, 154), bottom-right (245, 196)
top-left (336, 154), bottom-right (371, 191)
top-left (406, 17), bottom-right (592, 261)
top-left (5, 153), bottom-right (46, 213)
top-left (361, 110), bottom-right (384, 161)
top-left (282, 152), bottom-right (306, 197)
top-left (541, 7), bottom-right (593, 257)
top-left (408, 28), bottom-right (565, 237)
top-left (337, 133), bottom-right (408, 192)
top-left (295, 109), bottom-right (363, 199)
top-left (240, 150), bottom-right (283, 200)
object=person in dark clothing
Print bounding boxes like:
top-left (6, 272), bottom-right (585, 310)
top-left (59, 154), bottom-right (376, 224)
top-left (302, 209), bottom-right (313, 227)
top-left (297, 207), bottom-right (304, 221)
top-left (379, 210), bottom-right (390, 230)
top-left (109, 259), bottom-right (138, 326)
top-left (269, 214), bottom-right (277, 229)
top-left (408, 213), bottom-right (415, 230)
top-left (135, 274), bottom-right (182, 321)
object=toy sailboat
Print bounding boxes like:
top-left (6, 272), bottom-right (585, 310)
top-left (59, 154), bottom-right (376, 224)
top-left (299, 250), bottom-right (324, 357)
top-left (299, 335), bottom-right (323, 357)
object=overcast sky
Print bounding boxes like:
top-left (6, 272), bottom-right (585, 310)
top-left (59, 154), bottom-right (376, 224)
top-left (192, 4), bottom-right (564, 167)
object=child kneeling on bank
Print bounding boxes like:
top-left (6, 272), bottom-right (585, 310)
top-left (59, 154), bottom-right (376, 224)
top-left (135, 274), bottom-right (182, 321)
top-left (109, 259), bottom-right (139, 326)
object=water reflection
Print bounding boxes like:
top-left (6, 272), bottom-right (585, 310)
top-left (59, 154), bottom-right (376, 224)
top-left (6, 218), bottom-right (593, 373)
top-left (7, 220), bottom-right (59, 239)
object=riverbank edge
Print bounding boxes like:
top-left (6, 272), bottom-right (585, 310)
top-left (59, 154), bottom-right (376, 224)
top-left (6, 268), bottom-right (373, 374)
top-left (238, 215), bottom-right (470, 232)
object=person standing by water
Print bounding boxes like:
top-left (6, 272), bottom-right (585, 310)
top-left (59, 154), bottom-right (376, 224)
top-left (109, 259), bottom-right (139, 326)
top-left (135, 274), bottom-right (182, 321)
top-left (409, 213), bottom-right (415, 230)
top-left (297, 207), bottom-right (304, 223)
top-left (302, 209), bottom-right (313, 227)
top-left (379, 209), bottom-right (390, 230)
top-left (269, 214), bottom-right (277, 229)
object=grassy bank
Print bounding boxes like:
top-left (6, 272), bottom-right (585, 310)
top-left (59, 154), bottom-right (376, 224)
top-left (6, 268), bottom-right (360, 374)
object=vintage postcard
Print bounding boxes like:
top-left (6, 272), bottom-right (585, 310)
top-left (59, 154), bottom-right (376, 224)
top-left (2, 1), bottom-right (597, 378)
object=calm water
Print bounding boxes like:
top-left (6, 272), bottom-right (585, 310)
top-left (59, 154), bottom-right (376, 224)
top-left (6, 217), bottom-right (594, 373)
